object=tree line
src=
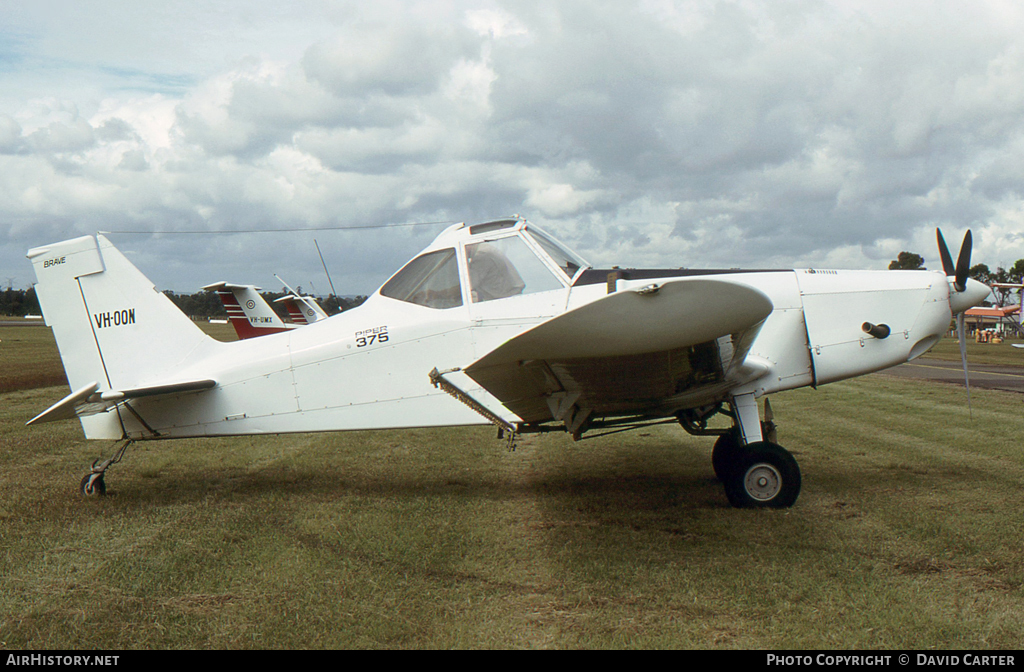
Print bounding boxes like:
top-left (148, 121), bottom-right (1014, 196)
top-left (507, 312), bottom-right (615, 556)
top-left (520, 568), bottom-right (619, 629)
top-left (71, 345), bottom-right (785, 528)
top-left (0, 287), bottom-right (39, 316)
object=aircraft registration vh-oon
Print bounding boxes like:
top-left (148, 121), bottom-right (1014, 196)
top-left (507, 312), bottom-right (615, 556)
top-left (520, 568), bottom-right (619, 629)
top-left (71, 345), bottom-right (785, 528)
top-left (26, 217), bottom-right (989, 508)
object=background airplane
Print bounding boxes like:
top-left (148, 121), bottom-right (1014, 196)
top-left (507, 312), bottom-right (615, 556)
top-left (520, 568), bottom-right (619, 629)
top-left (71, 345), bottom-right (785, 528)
top-left (273, 275), bottom-right (329, 326)
top-left (25, 217), bottom-right (989, 507)
top-left (203, 280), bottom-right (328, 340)
top-left (202, 281), bottom-right (293, 339)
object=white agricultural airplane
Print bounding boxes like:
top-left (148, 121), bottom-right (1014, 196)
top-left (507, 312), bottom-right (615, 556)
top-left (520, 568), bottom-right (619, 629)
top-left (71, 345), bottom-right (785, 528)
top-left (25, 218), bottom-right (989, 507)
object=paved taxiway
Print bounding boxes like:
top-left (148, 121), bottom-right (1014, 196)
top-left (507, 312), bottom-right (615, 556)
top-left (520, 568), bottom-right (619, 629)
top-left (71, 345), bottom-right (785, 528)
top-left (882, 357), bottom-right (1024, 394)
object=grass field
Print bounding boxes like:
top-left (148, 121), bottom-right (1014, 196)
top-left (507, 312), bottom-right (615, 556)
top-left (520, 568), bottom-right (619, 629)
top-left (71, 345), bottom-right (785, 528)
top-left (0, 324), bottom-right (66, 394)
top-left (1, 327), bottom-right (1022, 649)
top-left (925, 334), bottom-right (1024, 366)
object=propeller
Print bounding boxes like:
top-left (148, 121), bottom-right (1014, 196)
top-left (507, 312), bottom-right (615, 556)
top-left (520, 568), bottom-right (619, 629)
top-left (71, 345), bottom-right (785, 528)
top-left (936, 229), bottom-right (955, 276)
top-left (936, 228), bottom-right (979, 417)
top-left (936, 228), bottom-right (972, 292)
top-left (956, 311), bottom-right (972, 419)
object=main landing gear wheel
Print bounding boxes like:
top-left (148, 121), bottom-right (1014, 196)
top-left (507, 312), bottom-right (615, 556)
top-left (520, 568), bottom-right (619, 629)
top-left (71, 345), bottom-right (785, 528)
top-left (79, 472), bottom-right (107, 497)
top-left (723, 441), bottom-right (801, 509)
top-left (712, 430), bottom-right (742, 482)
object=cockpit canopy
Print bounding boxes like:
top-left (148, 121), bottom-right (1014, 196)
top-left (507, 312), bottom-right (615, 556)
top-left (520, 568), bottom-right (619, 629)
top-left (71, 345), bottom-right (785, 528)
top-left (380, 218), bottom-right (588, 309)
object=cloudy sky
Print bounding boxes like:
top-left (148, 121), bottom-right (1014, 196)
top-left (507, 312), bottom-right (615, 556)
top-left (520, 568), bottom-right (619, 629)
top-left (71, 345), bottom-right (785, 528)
top-left (3, 0), bottom-right (1024, 295)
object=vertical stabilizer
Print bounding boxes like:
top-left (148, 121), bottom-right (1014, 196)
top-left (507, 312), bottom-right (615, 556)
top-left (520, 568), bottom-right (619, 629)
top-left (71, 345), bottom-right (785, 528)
top-left (276, 294), bottom-right (328, 325)
top-left (28, 234), bottom-right (212, 395)
top-left (274, 274), bottom-right (329, 325)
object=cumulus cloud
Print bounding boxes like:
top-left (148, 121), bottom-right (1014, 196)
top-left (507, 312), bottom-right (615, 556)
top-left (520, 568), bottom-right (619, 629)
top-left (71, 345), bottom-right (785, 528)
top-left (0, 115), bottom-right (25, 154)
top-left (3, 1), bottom-right (1024, 293)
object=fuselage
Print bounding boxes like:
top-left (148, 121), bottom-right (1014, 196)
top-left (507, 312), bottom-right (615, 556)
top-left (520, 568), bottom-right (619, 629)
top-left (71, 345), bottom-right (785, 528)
top-left (32, 219), bottom-right (984, 442)
top-left (111, 266), bottom-right (962, 440)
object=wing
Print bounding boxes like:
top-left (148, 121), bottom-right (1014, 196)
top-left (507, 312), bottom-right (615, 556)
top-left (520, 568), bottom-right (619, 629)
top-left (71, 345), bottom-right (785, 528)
top-left (464, 279), bottom-right (774, 435)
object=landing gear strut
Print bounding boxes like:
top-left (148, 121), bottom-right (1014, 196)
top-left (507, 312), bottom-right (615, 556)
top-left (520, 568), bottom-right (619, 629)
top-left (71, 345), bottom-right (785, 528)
top-left (720, 394), bottom-right (800, 508)
top-left (79, 439), bottom-right (133, 497)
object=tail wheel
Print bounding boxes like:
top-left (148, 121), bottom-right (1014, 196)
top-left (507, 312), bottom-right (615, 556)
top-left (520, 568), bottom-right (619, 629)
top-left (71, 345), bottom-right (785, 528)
top-left (80, 473), bottom-right (106, 497)
top-left (724, 442), bottom-right (801, 509)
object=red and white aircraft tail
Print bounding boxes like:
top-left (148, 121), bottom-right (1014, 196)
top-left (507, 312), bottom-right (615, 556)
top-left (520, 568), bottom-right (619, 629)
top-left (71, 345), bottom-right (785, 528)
top-left (273, 275), bottom-right (329, 326)
top-left (275, 294), bottom-right (327, 324)
top-left (202, 281), bottom-right (293, 340)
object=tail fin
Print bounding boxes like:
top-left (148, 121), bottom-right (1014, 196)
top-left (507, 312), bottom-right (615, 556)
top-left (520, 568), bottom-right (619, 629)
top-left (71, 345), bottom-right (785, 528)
top-left (28, 234), bottom-right (211, 394)
top-left (278, 295), bottom-right (310, 324)
top-left (202, 281), bottom-right (292, 339)
top-left (273, 274), bottom-right (329, 325)
top-left (276, 294), bottom-right (328, 325)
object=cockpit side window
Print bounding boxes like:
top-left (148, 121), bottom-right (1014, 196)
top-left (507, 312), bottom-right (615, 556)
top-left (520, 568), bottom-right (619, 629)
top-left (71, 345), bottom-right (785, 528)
top-left (380, 248), bottom-right (463, 309)
top-left (466, 236), bottom-right (563, 303)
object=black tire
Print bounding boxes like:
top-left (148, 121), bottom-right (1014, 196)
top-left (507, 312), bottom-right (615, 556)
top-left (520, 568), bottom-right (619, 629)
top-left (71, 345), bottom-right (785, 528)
top-left (80, 473), bottom-right (106, 497)
top-left (711, 431), bottom-right (742, 482)
top-left (723, 442), bottom-right (800, 509)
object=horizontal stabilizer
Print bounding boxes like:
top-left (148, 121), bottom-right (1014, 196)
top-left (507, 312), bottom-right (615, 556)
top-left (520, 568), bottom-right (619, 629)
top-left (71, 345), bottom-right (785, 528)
top-left (201, 281), bottom-right (263, 291)
top-left (108, 379), bottom-right (217, 399)
top-left (27, 382), bottom-right (102, 426)
top-left (27, 378), bottom-right (216, 426)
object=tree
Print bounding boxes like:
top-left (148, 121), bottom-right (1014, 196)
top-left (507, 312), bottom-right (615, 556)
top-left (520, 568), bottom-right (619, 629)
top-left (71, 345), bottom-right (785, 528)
top-left (1009, 259), bottom-right (1024, 285)
top-left (969, 263), bottom-right (992, 284)
top-left (988, 259), bottom-right (1024, 307)
top-left (0, 287), bottom-right (40, 316)
top-left (888, 252), bottom-right (925, 270)
top-left (321, 295), bottom-right (367, 314)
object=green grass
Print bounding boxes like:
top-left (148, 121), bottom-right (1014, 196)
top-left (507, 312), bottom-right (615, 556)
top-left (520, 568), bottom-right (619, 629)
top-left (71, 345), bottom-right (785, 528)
top-left (925, 335), bottom-right (1024, 367)
top-left (1, 328), bottom-right (1022, 649)
top-left (0, 325), bottom-right (66, 394)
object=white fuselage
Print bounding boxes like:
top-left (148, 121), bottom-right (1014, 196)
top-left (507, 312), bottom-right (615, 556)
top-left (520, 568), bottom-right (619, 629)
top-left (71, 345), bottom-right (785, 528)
top-left (32, 224), bottom-right (981, 443)
top-left (103, 267), bottom-right (953, 441)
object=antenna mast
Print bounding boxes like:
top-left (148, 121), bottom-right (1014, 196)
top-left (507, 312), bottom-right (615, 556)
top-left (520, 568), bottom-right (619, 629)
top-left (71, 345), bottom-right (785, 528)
top-left (314, 239), bottom-right (338, 297)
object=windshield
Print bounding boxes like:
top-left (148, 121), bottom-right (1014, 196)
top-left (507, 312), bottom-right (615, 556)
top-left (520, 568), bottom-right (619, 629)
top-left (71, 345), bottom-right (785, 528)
top-left (526, 227), bottom-right (586, 280)
top-left (466, 236), bottom-right (563, 303)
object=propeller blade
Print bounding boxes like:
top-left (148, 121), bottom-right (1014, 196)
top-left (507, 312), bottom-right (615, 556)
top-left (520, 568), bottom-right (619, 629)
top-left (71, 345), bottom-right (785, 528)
top-left (954, 230), bottom-right (972, 293)
top-left (956, 312), bottom-right (972, 419)
top-left (936, 229), bottom-right (955, 277)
